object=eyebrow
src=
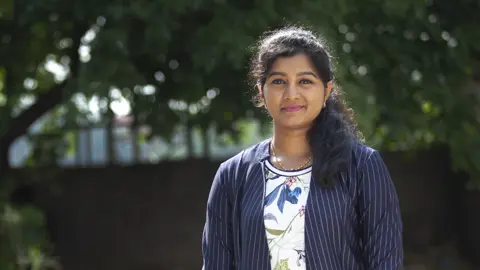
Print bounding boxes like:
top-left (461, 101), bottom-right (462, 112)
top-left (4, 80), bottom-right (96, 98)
top-left (267, 71), bottom-right (319, 78)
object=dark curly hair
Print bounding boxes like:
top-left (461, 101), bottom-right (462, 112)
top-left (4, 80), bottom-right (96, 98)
top-left (248, 25), bottom-right (363, 187)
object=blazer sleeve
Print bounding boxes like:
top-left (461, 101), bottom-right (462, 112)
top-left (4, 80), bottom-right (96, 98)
top-left (202, 163), bottom-right (235, 270)
top-left (358, 150), bottom-right (403, 269)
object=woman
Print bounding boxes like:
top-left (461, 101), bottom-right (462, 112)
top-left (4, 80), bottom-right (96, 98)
top-left (202, 26), bottom-right (403, 270)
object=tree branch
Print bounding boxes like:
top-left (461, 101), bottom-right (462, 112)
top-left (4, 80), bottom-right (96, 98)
top-left (126, 18), bottom-right (171, 98)
top-left (126, 11), bottom-right (213, 100)
top-left (0, 23), bottom-right (88, 170)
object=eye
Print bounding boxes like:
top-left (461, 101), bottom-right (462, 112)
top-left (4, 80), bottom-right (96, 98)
top-left (271, 79), bottom-right (286, 84)
top-left (299, 79), bottom-right (313, 84)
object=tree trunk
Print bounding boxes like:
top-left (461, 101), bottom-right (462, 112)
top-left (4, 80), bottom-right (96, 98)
top-left (186, 119), bottom-right (194, 159)
top-left (131, 94), bottom-right (139, 163)
top-left (0, 23), bottom-right (87, 182)
top-left (106, 110), bottom-right (116, 165)
top-left (0, 140), bottom-right (11, 181)
top-left (201, 125), bottom-right (210, 159)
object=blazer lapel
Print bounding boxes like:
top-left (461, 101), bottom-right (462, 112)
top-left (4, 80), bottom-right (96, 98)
top-left (240, 138), bottom-right (271, 269)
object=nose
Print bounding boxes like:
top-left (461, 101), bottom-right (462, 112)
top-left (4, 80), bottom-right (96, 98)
top-left (285, 82), bottom-right (298, 98)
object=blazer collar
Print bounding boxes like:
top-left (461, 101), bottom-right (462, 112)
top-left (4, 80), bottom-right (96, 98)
top-left (256, 137), bottom-right (272, 162)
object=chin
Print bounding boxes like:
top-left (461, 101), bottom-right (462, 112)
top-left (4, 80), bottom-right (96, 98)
top-left (279, 120), bottom-right (313, 131)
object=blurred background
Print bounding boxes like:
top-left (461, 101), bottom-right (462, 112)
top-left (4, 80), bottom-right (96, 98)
top-left (0, 0), bottom-right (479, 269)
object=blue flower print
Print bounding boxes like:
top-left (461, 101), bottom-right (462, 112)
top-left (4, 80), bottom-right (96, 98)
top-left (265, 177), bottom-right (302, 213)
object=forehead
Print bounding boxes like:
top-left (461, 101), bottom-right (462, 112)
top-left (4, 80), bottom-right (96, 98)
top-left (269, 53), bottom-right (316, 74)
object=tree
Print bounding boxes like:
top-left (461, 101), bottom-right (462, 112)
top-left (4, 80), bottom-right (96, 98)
top-left (0, 0), bottom-right (95, 177)
top-left (0, 0), bottom-right (334, 178)
top-left (1, 0), bottom-right (479, 185)
top-left (304, 0), bottom-right (480, 185)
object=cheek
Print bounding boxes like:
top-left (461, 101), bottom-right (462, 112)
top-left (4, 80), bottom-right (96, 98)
top-left (303, 90), bottom-right (325, 117)
top-left (263, 88), bottom-right (280, 104)
top-left (261, 89), bottom-right (274, 112)
top-left (307, 88), bottom-right (326, 105)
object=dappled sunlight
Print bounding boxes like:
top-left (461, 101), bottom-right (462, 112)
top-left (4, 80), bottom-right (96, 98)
top-left (168, 88), bottom-right (220, 115)
top-left (44, 59), bottom-right (68, 82)
top-left (1, 0), bottom-right (479, 269)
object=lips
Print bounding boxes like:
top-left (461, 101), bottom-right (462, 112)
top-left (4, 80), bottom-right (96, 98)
top-left (282, 105), bottom-right (304, 112)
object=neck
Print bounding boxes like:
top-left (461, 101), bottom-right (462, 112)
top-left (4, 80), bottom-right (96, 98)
top-left (272, 126), bottom-right (311, 159)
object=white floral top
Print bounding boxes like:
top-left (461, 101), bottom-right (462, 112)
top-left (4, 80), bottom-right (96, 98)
top-left (263, 159), bottom-right (312, 270)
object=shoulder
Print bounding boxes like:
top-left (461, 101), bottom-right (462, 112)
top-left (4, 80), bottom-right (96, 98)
top-left (350, 141), bottom-right (382, 170)
top-left (350, 141), bottom-right (392, 185)
top-left (221, 138), bottom-right (270, 169)
top-left (215, 138), bottom-right (271, 187)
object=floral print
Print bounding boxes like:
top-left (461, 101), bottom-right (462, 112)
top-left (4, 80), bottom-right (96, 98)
top-left (264, 160), bottom-right (312, 270)
top-left (264, 178), bottom-right (302, 213)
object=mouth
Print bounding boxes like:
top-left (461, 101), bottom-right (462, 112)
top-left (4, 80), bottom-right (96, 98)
top-left (282, 105), bottom-right (305, 112)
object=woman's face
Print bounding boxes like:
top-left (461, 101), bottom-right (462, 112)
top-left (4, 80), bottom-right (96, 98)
top-left (259, 53), bottom-right (332, 131)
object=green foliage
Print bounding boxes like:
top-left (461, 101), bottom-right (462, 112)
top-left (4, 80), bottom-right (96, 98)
top-left (0, 204), bottom-right (58, 270)
top-left (317, 0), bottom-right (480, 185)
top-left (0, 0), bottom-right (479, 183)
top-left (0, 176), bottom-right (58, 270)
top-left (0, 0), bottom-right (12, 19)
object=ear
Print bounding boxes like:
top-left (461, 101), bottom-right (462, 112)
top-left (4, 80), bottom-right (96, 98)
top-left (257, 83), bottom-right (264, 98)
top-left (324, 81), bottom-right (333, 100)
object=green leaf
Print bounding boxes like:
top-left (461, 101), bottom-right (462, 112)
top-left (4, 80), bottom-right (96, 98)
top-left (0, 0), bottom-right (13, 19)
top-left (266, 227), bottom-right (285, 236)
top-left (421, 101), bottom-right (432, 114)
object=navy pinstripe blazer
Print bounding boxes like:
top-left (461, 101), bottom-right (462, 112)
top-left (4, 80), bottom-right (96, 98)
top-left (202, 138), bottom-right (403, 270)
